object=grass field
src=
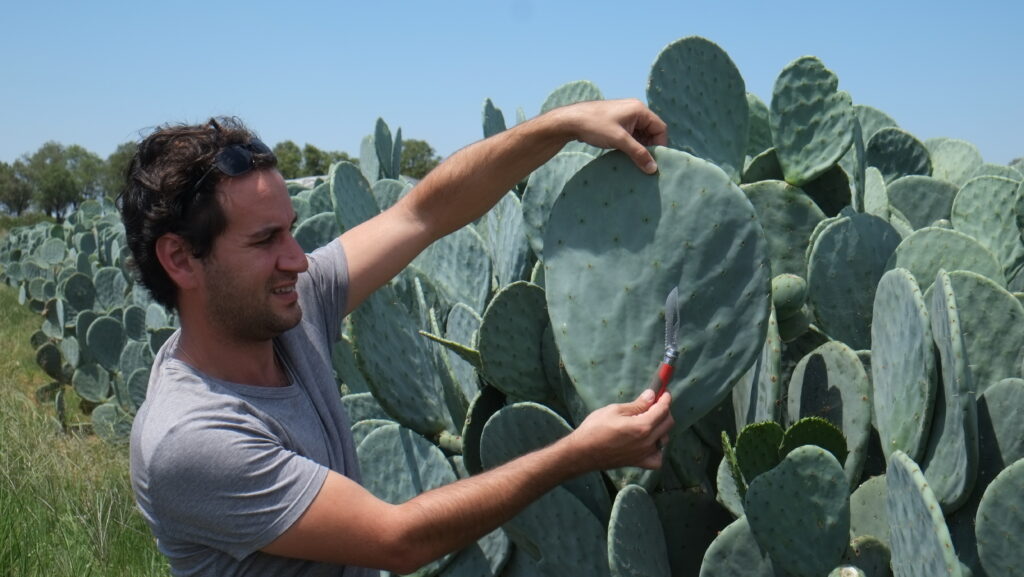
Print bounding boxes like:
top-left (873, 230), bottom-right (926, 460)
top-left (0, 284), bottom-right (169, 576)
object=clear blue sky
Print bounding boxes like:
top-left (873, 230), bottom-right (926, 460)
top-left (3, 0), bottom-right (1021, 166)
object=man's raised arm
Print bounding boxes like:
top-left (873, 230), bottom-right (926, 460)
top-left (339, 99), bottom-right (668, 315)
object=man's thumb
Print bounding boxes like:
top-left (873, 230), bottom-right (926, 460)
top-left (631, 388), bottom-right (656, 411)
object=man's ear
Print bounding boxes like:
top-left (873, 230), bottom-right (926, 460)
top-left (155, 233), bottom-right (200, 291)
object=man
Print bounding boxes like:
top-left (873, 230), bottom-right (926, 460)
top-left (120, 99), bottom-right (674, 576)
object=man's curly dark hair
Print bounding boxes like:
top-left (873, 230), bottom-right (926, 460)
top-left (117, 117), bottom-right (277, 309)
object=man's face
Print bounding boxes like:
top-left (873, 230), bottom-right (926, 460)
top-left (197, 169), bottom-right (309, 342)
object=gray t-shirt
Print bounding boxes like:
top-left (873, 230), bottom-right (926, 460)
top-left (130, 240), bottom-right (374, 577)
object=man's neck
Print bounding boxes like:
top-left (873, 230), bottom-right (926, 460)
top-left (175, 325), bottom-right (287, 387)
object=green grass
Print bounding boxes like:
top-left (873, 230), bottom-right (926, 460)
top-left (0, 285), bottom-right (169, 576)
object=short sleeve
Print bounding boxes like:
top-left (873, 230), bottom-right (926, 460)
top-left (147, 411), bottom-right (330, 560)
top-left (300, 240), bottom-right (349, 343)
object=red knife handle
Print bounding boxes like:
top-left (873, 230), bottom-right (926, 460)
top-left (646, 363), bottom-right (675, 401)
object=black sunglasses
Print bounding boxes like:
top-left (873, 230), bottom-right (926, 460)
top-left (192, 139), bottom-right (274, 193)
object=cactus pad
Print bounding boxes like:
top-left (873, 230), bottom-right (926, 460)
top-left (742, 181), bottom-right (826, 278)
top-left (886, 451), bottom-right (962, 577)
top-left (544, 146), bottom-right (770, 431)
top-left (477, 282), bottom-right (552, 403)
top-left (922, 270), bottom-right (978, 512)
top-left (648, 36), bottom-right (748, 182)
top-left (522, 151), bottom-right (594, 261)
top-left (865, 128), bottom-right (932, 184)
top-left (975, 458), bottom-right (1024, 576)
top-left (807, 213), bottom-right (901, 349)
top-left (770, 56), bottom-right (855, 187)
top-left (698, 516), bottom-right (777, 577)
top-left (871, 267), bottom-right (936, 463)
top-left (951, 175), bottom-right (1024, 278)
top-left (608, 485), bottom-right (671, 577)
top-left (744, 445), bottom-right (850, 577)
top-left (886, 175), bottom-right (958, 230)
top-left (481, 402), bottom-right (610, 522)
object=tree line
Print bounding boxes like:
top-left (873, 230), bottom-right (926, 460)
top-left (0, 138), bottom-right (442, 222)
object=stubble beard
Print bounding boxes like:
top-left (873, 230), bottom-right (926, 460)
top-left (204, 262), bottom-right (303, 342)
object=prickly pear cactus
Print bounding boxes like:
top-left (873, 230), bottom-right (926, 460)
top-left (923, 270), bottom-right (978, 512)
top-left (699, 515), bottom-right (777, 577)
top-left (871, 267), bottom-right (936, 463)
top-left (544, 146), bottom-right (770, 432)
top-left (648, 36), bottom-right (749, 182)
top-left (785, 341), bottom-right (870, 487)
top-left (770, 56), bottom-right (855, 187)
top-left (607, 485), bottom-right (671, 577)
top-left (887, 451), bottom-right (963, 577)
top-left (807, 212), bottom-right (901, 349)
top-left (744, 445), bottom-right (850, 577)
top-left (975, 458), bottom-right (1024, 576)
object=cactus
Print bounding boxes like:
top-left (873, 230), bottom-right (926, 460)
top-left (886, 175), bottom-right (959, 230)
top-left (1, 34), bottom-right (1021, 576)
top-left (807, 212), bottom-right (901, 349)
top-left (648, 36), bottom-right (748, 182)
top-left (922, 270), bottom-right (979, 512)
top-left (480, 402), bottom-right (611, 522)
top-left (329, 160), bottom-right (379, 231)
top-left (974, 458), bottom-right (1024, 575)
top-left (850, 475), bottom-right (890, 549)
top-left (521, 151), bottom-right (595, 261)
top-left (771, 56), bottom-right (855, 188)
top-left (951, 175), bottom-right (1024, 278)
top-left (480, 192), bottom-right (531, 290)
top-left (785, 342), bottom-right (870, 486)
top-left (732, 306), bottom-right (782, 428)
top-left (698, 516), bottom-right (777, 577)
top-left (938, 270), bottom-right (1024, 395)
top-left (544, 146), bottom-right (770, 432)
top-left (925, 138), bottom-right (984, 188)
top-left (482, 98), bottom-right (506, 139)
top-left (477, 282), bottom-right (553, 403)
top-left (356, 423), bottom-right (458, 577)
top-left (871, 267), bottom-right (936, 462)
top-left (743, 182), bottom-right (826, 278)
top-left (865, 127), bottom-right (932, 184)
top-left (607, 485), bottom-right (671, 577)
top-left (887, 227), bottom-right (1005, 291)
top-left (886, 451), bottom-right (962, 577)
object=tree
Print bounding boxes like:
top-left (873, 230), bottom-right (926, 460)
top-left (21, 142), bottom-right (78, 221)
top-left (301, 144), bottom-right (328, 177)
top-left (273, 141), bottom-right (357, 179)
top-left (101, 141), bottom-right (138, 199)
top-left (65, 145), bottom-right (104, 202)
top-left (400, 139), bottom-right (441, 179)
top-left (0, 161), bottom-right (33, 216)
top-left (273, 141), bottom-right (303, 179)
top-left (324, 150), bottom-right (357, 167)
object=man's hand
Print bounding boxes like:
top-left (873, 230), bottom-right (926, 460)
top-left (567, 389), bottom-right (675, 472)
top-left (551, 98), bottom-right (669, 174)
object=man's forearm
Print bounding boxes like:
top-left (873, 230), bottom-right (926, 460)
top-left (393, 435), bottom-right (585, 570)
top-left (399, 109), bottom-right (574, 241)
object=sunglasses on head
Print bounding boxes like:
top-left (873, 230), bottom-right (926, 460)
top-left (192, 138), bottom-right (274, 193)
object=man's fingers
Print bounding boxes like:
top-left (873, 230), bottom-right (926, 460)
top-left (625, 388), bottom-right (657, 414)
top-left (609, 128), bottom-right (659, 175)
top-left (634, 110), bottom-right (669, 147)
